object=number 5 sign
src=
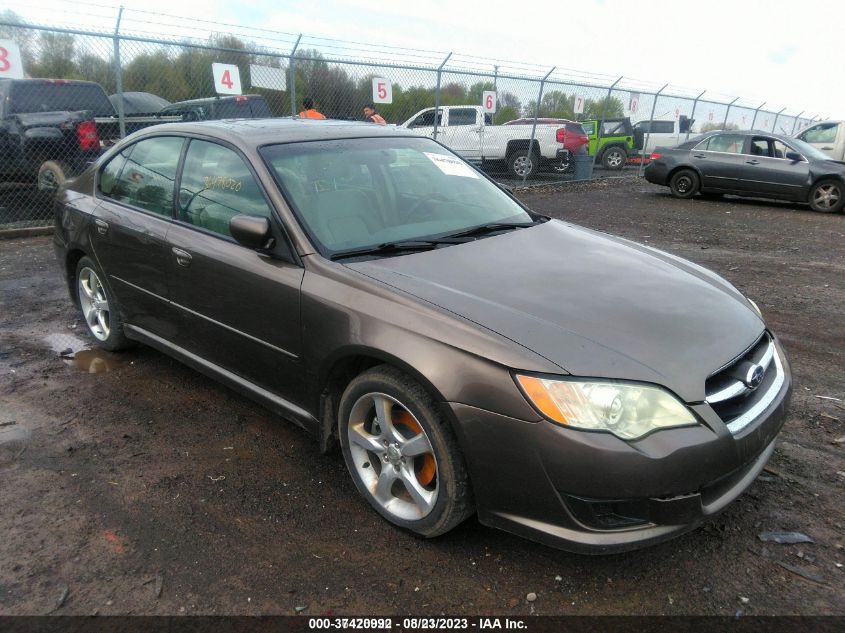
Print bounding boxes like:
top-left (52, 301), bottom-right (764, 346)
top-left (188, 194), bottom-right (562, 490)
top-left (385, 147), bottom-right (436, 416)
top-left (482, 91), bottom-right (496, 114)
top-left (212, 63), bottom-right (242, 95)
top-left (573, 95), bottom-right (585, 115)
top-left (372, 78), bottom-right (392, 104)
top-left (0, 40), bottom-right (24, 79)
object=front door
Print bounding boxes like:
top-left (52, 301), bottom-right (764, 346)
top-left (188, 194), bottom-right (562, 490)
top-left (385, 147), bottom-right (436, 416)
top-left (89, 135), bottom-right (185, 338)
top-left (165, 138), bottom-right (305, 404)
top-left (739, 136), bottom-right (810, 200)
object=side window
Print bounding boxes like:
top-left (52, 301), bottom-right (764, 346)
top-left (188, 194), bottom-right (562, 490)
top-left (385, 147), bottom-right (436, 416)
top-left (99, 149), bottom-right (129, 199)
top-left (703, 134), bottom-right (745, 154)
top-left (771, 140), bottom-right (794, 159)
top-left (653, 121), bottom-right (674, 133)
top-left (448, 108), bottom-right (477, 126)
top-left (748, 137), bottom-right (774, 157)
top-left (178, 140), bottom-right (273, 238)
top-left (799, 123), bottom-right (837, 144)
top-left (105, 136), bottom-right (183, 216)
top-left (581, 122), bottom-right (595, 135)
top-left (410, 110), bottom-right (442, 128)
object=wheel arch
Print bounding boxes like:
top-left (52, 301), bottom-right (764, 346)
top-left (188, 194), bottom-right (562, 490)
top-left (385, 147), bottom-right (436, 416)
top-left (667, 164), bottom-right (703, 186)
top-left (505, 139), bottom-right (541, 158)
top-left (65, 248), bottom-right (88, 307)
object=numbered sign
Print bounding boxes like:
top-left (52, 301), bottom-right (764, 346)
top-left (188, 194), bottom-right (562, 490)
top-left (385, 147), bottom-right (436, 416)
top-left (372, 78), bottom-right (392, 104)
top-left (628, 93), bottom-right (639, 114)
top-left (249, 64), bottom-right (286, 91)
top-left (674, 107), bottom-right (680, 120)
top-left (573, 95), bottom-right (585, 115)
top-left (0, 40), bottom-right (24, 79)
top-left (482, 91), bottom-right (496, 114)
top-left (212, 63), bottom-right (242, 95)
top-left (708, 111), bottom-right (714, 122)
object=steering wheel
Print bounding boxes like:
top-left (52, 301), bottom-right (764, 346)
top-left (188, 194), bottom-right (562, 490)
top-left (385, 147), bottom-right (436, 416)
top-left (402, 194), bottom-right (448, 222)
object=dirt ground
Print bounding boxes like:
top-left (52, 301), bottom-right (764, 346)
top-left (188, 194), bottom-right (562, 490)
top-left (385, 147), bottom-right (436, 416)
top-left (0, 179), bottom-right (843, 616)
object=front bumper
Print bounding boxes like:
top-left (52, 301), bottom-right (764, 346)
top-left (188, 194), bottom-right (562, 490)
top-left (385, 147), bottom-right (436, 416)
top-left (449, 349), bottom-right (791, 554)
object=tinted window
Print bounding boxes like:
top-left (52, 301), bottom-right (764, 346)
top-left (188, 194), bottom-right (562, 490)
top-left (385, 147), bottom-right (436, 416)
top-left (99, 150), bottom-right (129, 198)
top-left (178, 140), bottom-right (273, 237)
top-left (105, 136), bottom-right (183, 216)
top-left (799, 123), bottom-right (837, 144)
top-left (215, 98), bottom-right (270, 119)
top-left (581, 122), bottom-right (595, 135)
top-left (409, 110), bottom-right (443, 128)
top-left (9, 81), bottom-right (115, 117)
top-left (697, 134), bottom-right (745, 153)
top-left (262, 137), bottom-right (532, 255)
top-left (449, 108), bottom-right (477, 126)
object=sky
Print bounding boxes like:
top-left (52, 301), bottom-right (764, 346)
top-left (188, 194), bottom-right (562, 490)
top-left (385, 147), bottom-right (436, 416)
top-left (4, 0), bottom-right (843, 119)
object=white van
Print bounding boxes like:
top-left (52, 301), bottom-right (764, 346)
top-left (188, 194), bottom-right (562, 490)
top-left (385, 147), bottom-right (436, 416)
top-left (795, 121), bottom-right (845, 161)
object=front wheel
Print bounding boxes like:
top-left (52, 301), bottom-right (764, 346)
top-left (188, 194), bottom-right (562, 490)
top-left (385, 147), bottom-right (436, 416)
top-left (507, 149), bottom-right (539, 179)
top-left (75, 256), bottom-right (133, 351)
top-left (669, 169), bottom-right (700, 199)
top-left (338, 366), bottom-right (474, 537)
top-left (808, 179), bottom-right (844, 213)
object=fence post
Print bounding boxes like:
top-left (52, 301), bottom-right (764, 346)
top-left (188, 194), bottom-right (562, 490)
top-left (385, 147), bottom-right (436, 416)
top-left (288, 34), bottom-right (302, 118)
top-left (523, 66), bottom-right (555, 184)
top-left (750, 101), bottom-right (765, 129)
top-left (638, 83), bottom-right (667, 177)
top-left (722, 97), bottom-right (738, 130)
top-left (432, 52), bottom-right (452, 141)
top-left (112, 6), bottom-right (125, 139)
top-left (593, 76), bottom-right (623, 167)
top-left (772, 108), bottom-right (786, 133)
top-left (687, 90), bottom-right (706, 140)
top-left (790, 110), bottom-right (805, 135)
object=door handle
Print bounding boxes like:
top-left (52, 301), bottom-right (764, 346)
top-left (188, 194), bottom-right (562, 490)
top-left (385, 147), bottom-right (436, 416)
top-left (822, 146), bottom-right (834, 150)
top-left (94, 219), bottom-right (109, 235)
top-left (745, 159), bottom-right (760, 165)
top-left (693, 154), bottom-right (706, 159)
top-left (172, 247), bottom-right (192, 267)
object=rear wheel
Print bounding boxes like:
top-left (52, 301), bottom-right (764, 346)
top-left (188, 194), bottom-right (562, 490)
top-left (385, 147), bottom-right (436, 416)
top-left (507, 149), bottom-right (539, 179)
top-left (37, 160), bottom-right (69, 192)
top-left (669, 169), bottom-right (700, 199)
top-left (808, 179), bottom-right (844, 213)
top-left (601, 146), bottom-right (626, 170)
top-left (338, 365), bottom-right (474, 537)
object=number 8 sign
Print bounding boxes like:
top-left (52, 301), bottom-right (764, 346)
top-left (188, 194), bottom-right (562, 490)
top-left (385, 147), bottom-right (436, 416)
top-left (0, 40), bottom-right (24, 79)
top-left (372, 78), bottom-right (392, 104)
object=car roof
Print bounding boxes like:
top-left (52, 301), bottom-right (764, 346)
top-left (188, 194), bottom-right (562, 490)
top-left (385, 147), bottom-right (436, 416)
top-left (165, 94), bottom-right (266, 107)
top-left (133, 117), bottom-right (416, 147)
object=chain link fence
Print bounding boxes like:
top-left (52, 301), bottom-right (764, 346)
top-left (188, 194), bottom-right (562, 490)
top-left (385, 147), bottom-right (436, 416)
top-left (0, 4), bottom-right (822, 232)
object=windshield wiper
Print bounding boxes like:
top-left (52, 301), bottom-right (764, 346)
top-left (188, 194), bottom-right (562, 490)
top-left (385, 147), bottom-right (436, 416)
top-left (330, 240), bottom-right (445, 261)
top-left (442, 216), bottom-right (548, 240)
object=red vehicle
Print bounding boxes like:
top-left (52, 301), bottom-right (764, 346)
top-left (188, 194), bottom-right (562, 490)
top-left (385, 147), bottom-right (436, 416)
top-left (504, 118), bottom-right (589, 171)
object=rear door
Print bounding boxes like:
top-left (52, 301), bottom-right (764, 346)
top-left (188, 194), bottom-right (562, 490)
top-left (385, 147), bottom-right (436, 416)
top-left (165, 137), bottom-right (305, 403)
top-left (739, 136), bottom-right (810, 199)
top-left (440, 108), bottom-right (482, 160)
top-left (90, 135), bottom-right (185, 336)
top-left (689, 133), bottom-right (748, 192)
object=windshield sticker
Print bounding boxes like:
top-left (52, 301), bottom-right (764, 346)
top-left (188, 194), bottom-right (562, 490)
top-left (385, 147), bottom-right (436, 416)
top-left (423, 152), bottom-right (479, 179)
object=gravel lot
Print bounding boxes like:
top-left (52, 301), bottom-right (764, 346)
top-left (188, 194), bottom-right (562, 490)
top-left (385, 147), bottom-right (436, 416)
top-left (1, 179), bottom-right (843, 616)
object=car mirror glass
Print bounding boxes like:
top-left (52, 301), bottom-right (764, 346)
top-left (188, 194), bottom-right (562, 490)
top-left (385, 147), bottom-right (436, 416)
top-left (785, 151), bottom-right (803, 162)
top-left (230, 214), bottom-right (273, 250)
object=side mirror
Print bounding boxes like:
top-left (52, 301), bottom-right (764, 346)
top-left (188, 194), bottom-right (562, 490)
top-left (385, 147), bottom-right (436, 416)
top-left (785, 151), bottom-right (803, 162)
top-left (230, 214), bottom-right (273, 250)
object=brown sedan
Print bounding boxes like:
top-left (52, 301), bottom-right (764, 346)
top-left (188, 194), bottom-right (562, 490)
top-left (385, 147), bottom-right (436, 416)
top-left (53, 119), bottom-right (791, 553)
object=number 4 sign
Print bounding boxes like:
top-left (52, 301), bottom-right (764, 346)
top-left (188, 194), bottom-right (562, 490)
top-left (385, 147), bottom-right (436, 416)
top-left (482, 91), bottom-right (496, 114)
top-left (0, 40), bottom-right (24, 79)
top-left (372, 78), bottom-right (392, 104)
top-left (573, 95), bottom-right (585, 115)
top-left (212, 63), bottom-right (242, 95)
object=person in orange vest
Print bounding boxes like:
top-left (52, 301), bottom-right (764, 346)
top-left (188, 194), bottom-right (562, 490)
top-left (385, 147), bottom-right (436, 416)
top-left (299, 97), bottom-right (326, 120)
top-left (362, 103), bottom-right (386, 125)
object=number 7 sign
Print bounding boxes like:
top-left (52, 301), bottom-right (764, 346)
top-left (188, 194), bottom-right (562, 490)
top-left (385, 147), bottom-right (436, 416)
top-left (372, 78), bottom-right (392, 104)
top-left (573, 95), bottom-right (585, 115)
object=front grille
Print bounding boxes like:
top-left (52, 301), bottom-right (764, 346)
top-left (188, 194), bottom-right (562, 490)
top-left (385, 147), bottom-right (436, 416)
top-left (705, 332), bottom-right (784, 434)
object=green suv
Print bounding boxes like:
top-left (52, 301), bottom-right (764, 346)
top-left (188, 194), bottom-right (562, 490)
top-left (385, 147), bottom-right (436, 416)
top-left (581, 117), bottom-right (638, 170)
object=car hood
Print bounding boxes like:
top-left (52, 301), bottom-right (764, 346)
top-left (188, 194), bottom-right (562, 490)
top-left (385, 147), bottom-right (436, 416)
top-left (347, 220), bottom-right (764, 403)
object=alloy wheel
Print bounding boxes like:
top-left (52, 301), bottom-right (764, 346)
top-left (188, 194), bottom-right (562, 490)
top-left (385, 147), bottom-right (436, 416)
top-left (813, 183), bottom-right (841, 210)
top-left (347, 392), bottom-right (438, 521)
top-left (607, 151), bottom-right (623, 168)
top-left (78, 267), bottom-right (111, 341)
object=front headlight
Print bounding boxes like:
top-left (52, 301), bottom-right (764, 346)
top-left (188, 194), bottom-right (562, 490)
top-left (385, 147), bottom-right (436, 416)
top-left (515, 375), bottom-right (697, 440)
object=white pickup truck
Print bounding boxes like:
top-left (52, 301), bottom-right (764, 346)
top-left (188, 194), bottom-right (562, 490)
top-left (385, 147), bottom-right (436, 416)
top-left (401, 106), bottom-right (568, 178)
top-left (795, 121), bottom-right (845, 160)
top-left (632, 116), bottom-right (694, 156)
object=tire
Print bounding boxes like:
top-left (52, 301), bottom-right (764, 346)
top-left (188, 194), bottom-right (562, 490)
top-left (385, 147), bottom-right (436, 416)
top-left (507, 149), bottom-right (539, 179)
top-left (808, 179), bottom-right (845, 213)
top-left (37, 160), bottom-right (69, 192)
top-left (669, 169), bottom-right (700, 199)
top-left (551, 154), bottom-right (573, 174)
top-left (338, 365), bottom-right (474, 538)
top-left (75, 256), bottom-right (133, 351)
top-left (601, 146), bottom-right (627, 170)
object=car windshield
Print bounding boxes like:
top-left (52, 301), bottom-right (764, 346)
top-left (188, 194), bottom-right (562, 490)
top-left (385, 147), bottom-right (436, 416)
top-left (789, 138), bottom-right (831, 162)
top-left (261, 137), bottom-right (533, 255)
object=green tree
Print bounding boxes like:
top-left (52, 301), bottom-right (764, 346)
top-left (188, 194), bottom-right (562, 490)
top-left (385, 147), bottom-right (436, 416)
top-left (30, 32), bottom-right (78, 79)
top-left (124, 51), bottom-right (191, 102)
top-left (699, 121), bottom-right (739, 133)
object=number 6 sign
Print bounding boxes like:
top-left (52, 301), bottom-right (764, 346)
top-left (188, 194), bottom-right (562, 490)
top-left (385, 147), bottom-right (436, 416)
top-left (212, 63), bottom-right (242, 95)
top-left (372, 78), bottom-right (392, 104)
top-left (0, 40), bottom-right (24, 79)
top-left (482, 91), bottom-right (496, 114)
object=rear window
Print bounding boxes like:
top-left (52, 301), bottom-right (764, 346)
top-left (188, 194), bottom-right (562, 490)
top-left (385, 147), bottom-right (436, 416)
top-left (215, 97), bottom-right (270, 119)
top-left (9, 82), bottom-right (115, 117)
top-left (565, 123), bottom-right (586, 134)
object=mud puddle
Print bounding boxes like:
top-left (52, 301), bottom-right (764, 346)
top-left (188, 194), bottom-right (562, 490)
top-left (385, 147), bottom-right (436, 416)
top-left (42, 333), bottom-right (124, 373)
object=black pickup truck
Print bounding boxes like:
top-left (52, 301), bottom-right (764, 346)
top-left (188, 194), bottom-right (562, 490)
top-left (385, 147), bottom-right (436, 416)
top-left (0, 78), bottom-right (125, 190)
